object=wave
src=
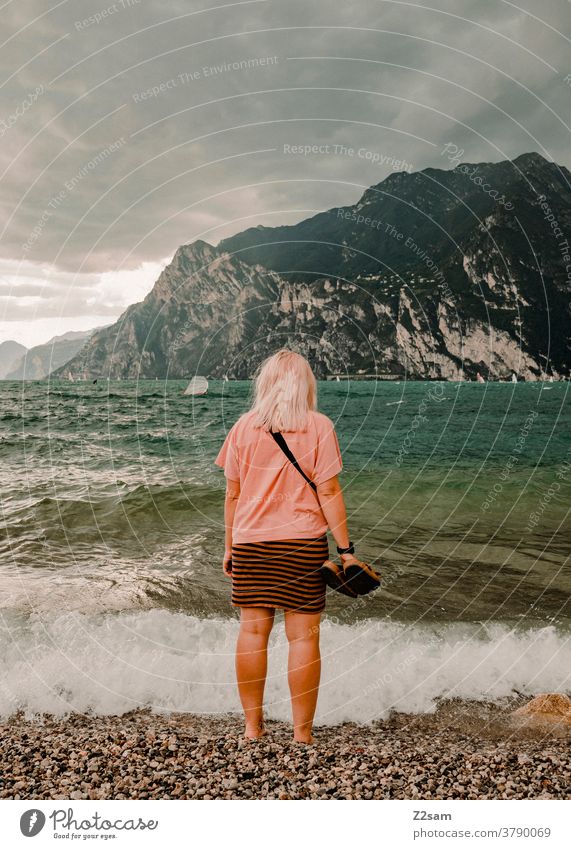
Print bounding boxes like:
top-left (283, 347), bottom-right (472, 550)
top-left (1, 609), bottom-right (569, 723)
top-left (0, 482), bottom-right (222, 539)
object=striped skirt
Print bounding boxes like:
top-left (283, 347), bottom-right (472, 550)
top-left (230, 536), bottom-right (328, 613)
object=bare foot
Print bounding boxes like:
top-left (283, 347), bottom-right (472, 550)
top-left (293, 734), bottom-right (314, 745)
top-left (245, 728), bottom-right (267, 739)
top-left (244, 720), bottom-right (267, 739)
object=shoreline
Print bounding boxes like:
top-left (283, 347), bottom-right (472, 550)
top-left (1, 698), bottom-right (569, 800)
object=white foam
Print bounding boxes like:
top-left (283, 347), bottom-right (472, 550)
top-left (1, 609), bottom-right (569, 724)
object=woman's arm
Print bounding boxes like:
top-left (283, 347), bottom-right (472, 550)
top-left (223, 477), bottom-right (241, 575)
top-left (315, 475), bottom-right (352, 559)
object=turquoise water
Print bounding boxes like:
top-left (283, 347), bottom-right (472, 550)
top-left (0, 379), bottom-right (569, 720)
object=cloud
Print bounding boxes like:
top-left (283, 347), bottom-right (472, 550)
top-left (0, 256), bottom-right (165, 324)
top-left (1, 0), bottom-right (570, 343)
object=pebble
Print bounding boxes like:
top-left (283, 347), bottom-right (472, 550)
top-left (0, 699), bottom-right (569, 800)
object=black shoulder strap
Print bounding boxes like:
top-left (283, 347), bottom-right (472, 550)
top-left (270, 431), bottom-right (317, 492)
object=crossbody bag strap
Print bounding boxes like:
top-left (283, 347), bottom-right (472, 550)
top-left (269, 431), bottom-right (318, 492)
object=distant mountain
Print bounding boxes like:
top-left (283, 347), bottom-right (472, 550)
top-left (6, 328), bottom-right (105, 380)
top-left (0, 340), bottom-right (27, 378)
top-left (53, 153), bottom-right (571, 380)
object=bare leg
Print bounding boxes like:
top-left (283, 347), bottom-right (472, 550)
top-left (235, 607), bottom-right (275, 738)
top-left (284, 611), bottom-right (322, 743)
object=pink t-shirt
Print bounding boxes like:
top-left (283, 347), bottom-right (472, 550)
top-left (214, 410), bottom-right (343, 544)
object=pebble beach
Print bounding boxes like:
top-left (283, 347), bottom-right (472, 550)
top-left (2, 698), bottom-right (569, 801)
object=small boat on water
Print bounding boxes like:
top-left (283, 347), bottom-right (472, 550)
top-left (183, 376), bottom-right (208, 396)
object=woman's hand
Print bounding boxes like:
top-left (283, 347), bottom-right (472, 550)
top-left (340, 552), bottom-right (381, 580)
top-left (340, 551), bottom-right (361, 563)
top-left (223, 551), bottom-right (233, 577)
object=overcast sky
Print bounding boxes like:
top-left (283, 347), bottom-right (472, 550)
top-left (1, 0), bottom-right (570, 346)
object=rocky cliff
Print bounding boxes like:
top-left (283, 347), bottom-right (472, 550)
top-left (53, 152), bottom-right (571, 380)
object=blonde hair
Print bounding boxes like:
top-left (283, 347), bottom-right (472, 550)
top-left (251, 349), bottom-right (317, 432)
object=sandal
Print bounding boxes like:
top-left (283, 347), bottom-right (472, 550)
top-left (320, 560), bottom-right (358, 598)
top-left (341, 555), bottom-right (382, 595)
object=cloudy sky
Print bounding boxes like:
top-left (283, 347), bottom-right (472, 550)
top-left (1, 0), bottom-right (570, 346)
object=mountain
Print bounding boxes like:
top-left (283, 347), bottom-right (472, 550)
top-left (6, 328), bottom-right (105, 380)
top-left (0, 340), bottom-right (27, 378)
top-left (53, 242), bottom-right (285, 379)
top-left (53, 153), bottom-right (571, 380)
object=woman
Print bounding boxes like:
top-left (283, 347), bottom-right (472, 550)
top-left (214, 349), bottom-right (366, 744)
